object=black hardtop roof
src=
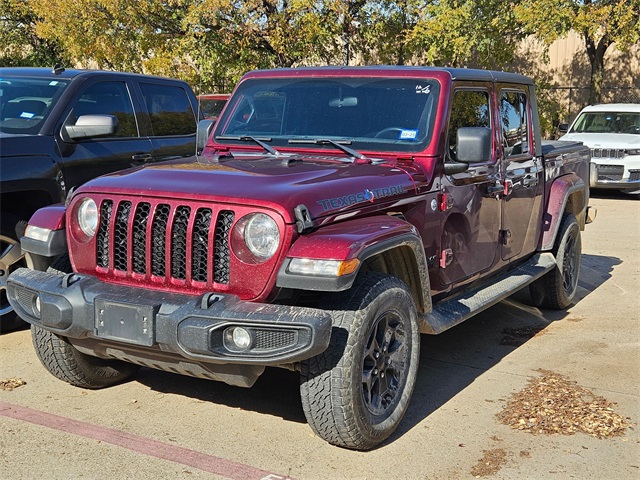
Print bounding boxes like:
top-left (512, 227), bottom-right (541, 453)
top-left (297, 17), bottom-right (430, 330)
top-left (246, 65), bottom-right (534, 85)
top-left (0, 67), bottom-right (187, 83)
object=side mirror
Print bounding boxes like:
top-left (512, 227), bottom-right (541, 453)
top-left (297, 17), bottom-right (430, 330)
top-left (196, 119), bottom-right (214, 153)
top-left (443, 162), bottom-right (469, 175)
top-left (456, 126), bottom-right (492, 163)
top-left (557, 123), bottom-right (569, 134)
top-left (63, 114), bottom-right (118, 140)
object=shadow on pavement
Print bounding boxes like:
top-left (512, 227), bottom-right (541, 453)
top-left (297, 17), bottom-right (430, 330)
top-left (134, 253), bottom-right (621, 441)
top-left (392, 252), bottom-right (620, 444)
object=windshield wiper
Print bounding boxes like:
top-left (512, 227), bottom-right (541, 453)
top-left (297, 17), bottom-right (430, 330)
top-left (288, 138), bottom-right (370, 163)
top-left (217, 135), bottom-right (282, 156)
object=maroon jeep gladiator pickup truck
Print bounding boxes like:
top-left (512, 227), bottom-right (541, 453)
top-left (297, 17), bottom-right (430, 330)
top-left (8, 66), bottom-right (595, 450)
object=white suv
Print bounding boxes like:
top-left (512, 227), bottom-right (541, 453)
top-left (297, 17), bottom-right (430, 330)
top-left (561, 103), bottom-right (640, 195)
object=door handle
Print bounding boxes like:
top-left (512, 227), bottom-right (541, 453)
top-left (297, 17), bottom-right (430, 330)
top-left (132, 153), bottom-right (153, 161)
top-left (486, 183), bottom-right (505, 195)
top-left (523, 175), bottom-right (538, 187)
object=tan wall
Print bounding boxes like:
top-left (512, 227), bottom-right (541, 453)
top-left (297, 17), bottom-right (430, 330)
top-left (516, 31), bottom-right (640, 123)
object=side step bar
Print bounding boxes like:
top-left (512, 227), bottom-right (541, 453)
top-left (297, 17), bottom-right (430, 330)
top-left (422, 252), bottom-right (556, 334)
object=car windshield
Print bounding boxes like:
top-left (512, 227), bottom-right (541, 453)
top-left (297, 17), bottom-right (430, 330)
top-left (214, 77), bottom-right (440, 153)
top-left (570, 111), bottom-right (640, 134)
top-left (0, 76), bottom-right (70, 134)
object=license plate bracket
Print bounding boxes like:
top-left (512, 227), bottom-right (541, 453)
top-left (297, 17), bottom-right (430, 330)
top-left (95, 298), bottom-right (156, 346)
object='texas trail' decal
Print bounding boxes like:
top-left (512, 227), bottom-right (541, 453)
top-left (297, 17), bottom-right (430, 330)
top-left (317, 185), bottom-right (405, 211)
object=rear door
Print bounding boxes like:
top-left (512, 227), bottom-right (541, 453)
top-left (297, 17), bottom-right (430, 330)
top-left (137, 81), bottom-right (198, 161)
top-left (497, 86), bottom-right (543, 260)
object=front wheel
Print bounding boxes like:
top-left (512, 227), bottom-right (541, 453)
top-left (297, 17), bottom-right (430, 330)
top-left (32, 326), bottom-right (139, 389)
top-left (0, 218), bottom-right (27, 332)
top-left (31, 254), bottom-right (139, 388)
top-left (300, 273), bottom-right (420, 450)
top-left (530, 213), bottom-right (582, 309)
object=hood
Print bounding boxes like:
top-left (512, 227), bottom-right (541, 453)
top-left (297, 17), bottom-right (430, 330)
top-left (75, 154), bottom-right (429, 223)
top-left (560, 132), bottom-right (640, 149)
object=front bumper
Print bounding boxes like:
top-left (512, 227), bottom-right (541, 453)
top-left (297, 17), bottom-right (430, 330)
top-left (590, 157), bottom-right (640, 193)
top-left (7, 268), bottom-right (332, 384)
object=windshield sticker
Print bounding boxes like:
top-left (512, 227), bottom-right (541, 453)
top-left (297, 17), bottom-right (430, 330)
top-left (317, 185), bottom-right (405, 211)
top-left (19, 112), bottom-right (35, 119)
top-left (399, 129), bottom-right (418, 140)
top-left (415, 84), bottom-right (431, 95)
top-left (49, 81), bottom-right (59, 86)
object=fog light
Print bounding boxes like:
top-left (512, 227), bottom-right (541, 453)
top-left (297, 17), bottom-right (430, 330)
top-left (34, 296), bottom-right (41, 316)
top-left (224, 326), bottom-right (252, 351)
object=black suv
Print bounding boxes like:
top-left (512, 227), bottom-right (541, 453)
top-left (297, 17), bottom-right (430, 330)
top-left (0, 67), bottom-right (201, 329)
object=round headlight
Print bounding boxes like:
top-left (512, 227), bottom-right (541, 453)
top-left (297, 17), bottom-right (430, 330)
top-left (77, 198), bottom-right (98, 237)
top-left (244, 213), bottom-right (280, 261)
top-left (235, 213), bottom-right (280, 262)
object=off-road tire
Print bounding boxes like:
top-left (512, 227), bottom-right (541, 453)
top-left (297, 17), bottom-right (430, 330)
top-left (0, 217), bottom-right (27, 332)
top-left (31, 253), bottom-right (139, 388)
top-left (530, 213), bottom-right (582, 309)
top-left (300, 273), bottom-right (420, 450)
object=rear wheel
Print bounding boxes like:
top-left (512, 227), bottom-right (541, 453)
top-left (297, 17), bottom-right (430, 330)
top-left (300, 273), bottom-right (420, 450)
top-left (31, 253), bottom-right (139, 388)
top-left (530, 213), bottom-right (582, 309)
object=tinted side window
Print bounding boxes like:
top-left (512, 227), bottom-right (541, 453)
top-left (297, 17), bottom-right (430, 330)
top-left (140, 83), bottom-right (196, 136)
top-left (73, 81), bottom-right (137, 137)
top-left (500, 90), bottom-right (529, 156)
top-left (447, 90), bottom-right (490, 161)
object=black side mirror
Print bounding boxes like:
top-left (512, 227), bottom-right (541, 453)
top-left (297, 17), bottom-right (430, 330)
top-left (63, 114), bottom-right (118, 141)
top-left (557, 123), bottom-right (569, 134)
top-left (196, 119), bottom-right (215, 153)
top-left (444, 162), bottom-right (469, 175)
top-left (456, 126), bottom-right (492, 163)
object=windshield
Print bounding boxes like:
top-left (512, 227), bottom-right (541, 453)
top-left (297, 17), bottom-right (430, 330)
top-left (0, 76), bottom-right (70, 134)
top-left (214, 77), bottom-right (440, 153)
top-left (570, 111), bottom-right (640, 134)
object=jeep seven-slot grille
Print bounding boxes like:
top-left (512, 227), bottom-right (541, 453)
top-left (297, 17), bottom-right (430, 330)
top-left (590, 148), bottom-right (625, 159)
top-left (96, 199), bottom-right (234, 285)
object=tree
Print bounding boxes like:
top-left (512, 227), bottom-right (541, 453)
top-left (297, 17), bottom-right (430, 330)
top-left (514, 0), bottom-right (640, 104)
top-left (408, 0), bottom-right (524, 68)
top-left (364, 0), bottom-right (422, 65)
top-left (0, 0), bottom-right (67, 67)
top-left (28, 0), bottom-right (350, 92)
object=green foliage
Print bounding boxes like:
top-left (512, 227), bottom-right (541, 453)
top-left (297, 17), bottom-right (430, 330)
top-left (0, 0), bottom-right (67, 67)
top-left (408, 0), bottom-right (524, 68)
top-left (514, 0), bottom-right (640, 103)
top-left (1, 0), bottom-right (637, 118)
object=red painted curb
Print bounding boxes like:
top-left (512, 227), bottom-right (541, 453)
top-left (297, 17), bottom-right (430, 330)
top-left (0, 401), bottom-right (292, 480)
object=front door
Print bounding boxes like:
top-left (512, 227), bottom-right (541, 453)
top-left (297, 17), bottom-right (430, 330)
top-left (439, 86), bottom-right (501, 288)
top-left (56, 79), bottom-right (153, 191)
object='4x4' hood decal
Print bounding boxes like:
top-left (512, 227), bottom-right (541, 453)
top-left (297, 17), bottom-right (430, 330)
top-left (75, 155), bottom-right (427, 223)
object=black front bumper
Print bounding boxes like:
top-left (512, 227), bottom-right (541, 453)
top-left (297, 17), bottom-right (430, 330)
top-left (8, 268), bottom-right (332, 376)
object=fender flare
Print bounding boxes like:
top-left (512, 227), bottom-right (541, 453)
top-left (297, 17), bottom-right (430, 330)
top-left (276, 216), bottom-right (432, 314)
top-left (20, 204), bottom-right (68, 263)
top-left (540, 173), bottom-right (587, 251)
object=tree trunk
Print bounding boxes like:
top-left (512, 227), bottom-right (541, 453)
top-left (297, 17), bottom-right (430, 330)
top-left (584, 30), bottom-right (611, 105)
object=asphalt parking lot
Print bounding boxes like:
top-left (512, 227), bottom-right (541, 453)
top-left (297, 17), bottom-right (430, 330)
top-left (1, 191), bottom-right (638, 480)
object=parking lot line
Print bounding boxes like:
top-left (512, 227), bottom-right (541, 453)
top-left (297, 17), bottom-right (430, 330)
top-left (0, 401), bottom-right (292, 480)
